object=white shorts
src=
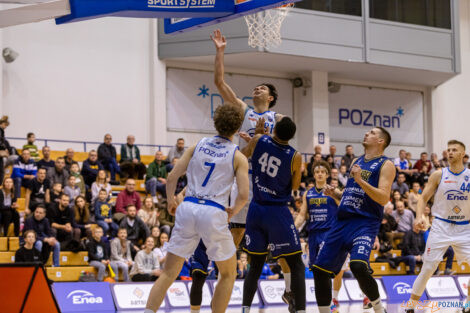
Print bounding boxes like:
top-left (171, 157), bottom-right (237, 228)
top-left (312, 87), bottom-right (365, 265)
top-left (229, 176), bottom-right (253, 225)
top-left (167, 200), bottom-right (236, 262)
top-left (423, 218), bottom-right (470, 265)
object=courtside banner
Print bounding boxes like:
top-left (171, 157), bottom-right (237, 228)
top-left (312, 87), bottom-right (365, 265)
top-left (456, 276), bottom-right (470, 298)
top-left (52, 282), bottom-right (115, 313)
top-left (187, 281), bottom-right (212, 307)
top-left (426, 277), bottom-right (460, 298)
top-left (258, 279), bottom-right (287, 305)
top-left (382, 276), bottom-right (427, 302)
top-left (111, 282), bottom-right (166, 310)
top-left (305, 279), bottom-right (349, 303)
top-left (212, 280), bottom-right (260, 306)
top-left (345, 278), bottom-right (387, 301)
top-left (166, 281), bottom-right (191, 308)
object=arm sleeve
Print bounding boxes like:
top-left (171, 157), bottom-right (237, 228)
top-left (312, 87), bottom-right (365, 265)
top-left (146, 163), bottom-right (155, 180)
top-left (12, 163), bottom-right (24, 178)
top-left (135, 194), bottom-right (142, 210)
top-left (136, 147), bottom-right (141, 161)
top-left (115, 193), bottom-right (124, 214)
top-left (120, 145), bottom-right (126, 162)
top-left (87, 242), bottom-right (98, 261)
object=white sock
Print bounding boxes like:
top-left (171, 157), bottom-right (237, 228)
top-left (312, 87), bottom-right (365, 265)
top-left (284, 273), bottom-right (291, 292)
top-left (144, 310), bottom-right (155, 313)
top-left (371, 298), bottom-right (385, 313)
top-left (296, 311), bottom-right (306, 313)
top-left (242, 306), bottom-right (250, 313)
top-left (190, 310), bottom-right (200, 313)
top-left (332, 290), bottom-right (339, 299)
top-left (318, 306), bottom-right (330, 313)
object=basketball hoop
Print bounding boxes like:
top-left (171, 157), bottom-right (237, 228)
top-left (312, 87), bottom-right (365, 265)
top-left (243, 2), bottom-right (293, 49)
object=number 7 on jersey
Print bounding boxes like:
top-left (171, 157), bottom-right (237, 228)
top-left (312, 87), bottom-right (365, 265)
top-left (202, 162), bottom-right (216, 187)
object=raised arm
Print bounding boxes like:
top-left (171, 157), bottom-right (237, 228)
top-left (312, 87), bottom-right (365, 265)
top-left (294, 191), bottom-right (308, 229)
top-left (415, 169), bottom-right (441, 228)
top-left (227, 150), bottom-right (249, 219)
top-left (291, 152), bottom-right (302, 191)
top-left (211, 29), bottom-right (247, 111)
top-left (241, 134), bottom-right (263, 158)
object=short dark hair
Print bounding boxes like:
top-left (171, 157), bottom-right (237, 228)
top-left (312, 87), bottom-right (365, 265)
top-left (23, 229), bottom-right (37, 239)
top-left (27, 132), bottom-right (35, 138)
top-left (99, 188), bottom-right (107, 194)
top-left (259, 83), bottom-right (278, 108)
top-left (118, 227), bottom-right (127, 233)
top-left (376, 127), bottom-right (391, 148)
top-left (274, 116), bottom-right (296, 141)
top-left (448, 140), bottom-right (466, 151)
top-left (421, 152), bottom-right (428, 156)
top-left (312, 160), bottom-right (331, 175)
top-left (126, 204), bottom-right (136, 211)
top-left (213, 104), bottom-right (244, 138)
top-left (398, 172), bottom-right (406, 177)
top-left (37, 167), bottom-right (46, 173)
top-left (346, 145), bottom-right (353, 149)
top-left (177, 138), bottom-right (184, 142)
top-left (60, 193), bottom-right (69, 199)
top-left (35, 204), bottom-right (46, 212)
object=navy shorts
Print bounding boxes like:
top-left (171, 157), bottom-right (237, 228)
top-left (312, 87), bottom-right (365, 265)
top-left (313, 216), bottom-right (380, 275)
top-left (308, 229), bottom-right (330, 267)
top-left (190, 240), bottom-right (210, 276)
top-left (244, 201), bottom-right (301, 258)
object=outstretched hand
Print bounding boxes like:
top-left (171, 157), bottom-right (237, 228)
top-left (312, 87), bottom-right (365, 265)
top-left (210, 29), bottom-right (226, 50)
top-left (254, 117), bottom-right (268, 135)
top-left (239, 132), bottom-right (252, 143)
top-left (323, 184), bottom-right (336, 197)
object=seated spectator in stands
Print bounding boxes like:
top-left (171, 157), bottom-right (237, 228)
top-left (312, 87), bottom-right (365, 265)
top-left (153, 232), bottom-right (168, 269)
top-left (323, 145), bottom-right (341, 169)
top-left (12, 149), bottom-right (37, 198)
top-left (87, 226), bottom-right (118, 282)
top-left (150, 226), bottom-right (160, 247)
top-left (138, 196), bottom-right (160, 230)
top-left (237, 252), bottom-right (249, 279)
top-left (120, 135), bottom-right (146, 180)
top-left (120, 204), bottom-right (149, 252)
top-left (36, 146), bottom-right (55, 170)
top-left (438, 150), bottom-right (449, 168)
top-left (0, 177), bottom-right (19, 236)
top-left (341, 145), bottom-right (355, 170)
top-left (413, 152), bottom-right (432, 174)
top-left (408, 182), bottom-right (421, 215)
top-left (166, 138), bottom-right (186, 169)
top-left (91, 169), bottom-right (111, 205)
top-left (338, 165), bottom-right (348, 187)
top-left (130, 236), bottom-right (161, 281)
top-left (170, 157), bottom-right (187, 194)
top-left (73, 196), bottom-right (92, 239)
top-left (64, 176), bottom-right (81, 207)
top-left (430, 153), bottom-right (441, 173)
top-left (394, 149), bottom-right (417, 181)
top-left (329, 178), bottom-right (339, 190)
top-left (114, 179), bottom-right (142, 222)
top-left (23, 205), bottom-right (60, 267)
top-left (146, 151), bottom-right (167, 203)
top-left (64, 148), bottom-right (78, 173)
top-left (464, 154), bottom-right (470, 168)
top-left (415, 164), bottom-right (430, 186)
top-left (15, 230), bottom-right (51, 264)
top-left (391, 200), bottom-right (414, 248)
top-left (23, 132), bottom-right (40, 162)
top-left (81, 150), bottom-right (104, 188)
top-left (328, 168), bottom-right (343, 189)
top-left (0, 116), bottom-right (18, 171)
top-left (47, 183), bottom-right (62, 218)
top-left (260, 263), bottom-right (279, 280)
top-left (47, 157), bottom-right (69, 187)
top-left (436, 247), bottom-right (455, 275)
top-left (25, 168), bottom-right (50, 216)
top-left (98, 134), bottom-right (120, 184)
top-left (158, 206), bottom-right (174, 234)
top-left (69, 163), bottom-right (85, 196)
top-left (380, 202), bottom-right (398, 252)
top-left (110, 227), bottom-right (133, 282)
top-left (50, 194), bottom-right (81, 249)
top-left (325, 155), bottom-right (336, 171)
top-left (95, 189), bottom-right (118, 237)
top-left (391, 190), bottom-right (403, 208)
top-left (392, 173), bottom-right (409, 198)
top-left (397, 222), bottom-right (425, 275)
top-left (422, 205), bottom-right (433, 231)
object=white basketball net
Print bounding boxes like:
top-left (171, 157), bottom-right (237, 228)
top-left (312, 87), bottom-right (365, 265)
top-left (243, 4), bottom-right (293, 49)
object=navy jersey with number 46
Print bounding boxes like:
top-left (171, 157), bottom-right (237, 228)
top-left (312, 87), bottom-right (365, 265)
top-left (251, 135), bottom-right (296, 205)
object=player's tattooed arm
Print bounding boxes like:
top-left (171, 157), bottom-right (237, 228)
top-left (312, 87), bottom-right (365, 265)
top-left (294, 191), bottom-right (308, 229)
top-left (415, 169), bottom-right (442, 229)
top-left (291, 152), bottom-right (302, 191)
top-left (227, 151), bottom-right (249, 219)
top-left (166, 145), bottom-right (196, 215)
top-left (241, 134), bottom-right (263, 158)
top-left (211, 29), bottom-right (247, 112)
top-left (351, 160), bottom-right (396, 206)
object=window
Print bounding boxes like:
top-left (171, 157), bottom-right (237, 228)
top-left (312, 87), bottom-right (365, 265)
top-left (370, 0), bottom-right (451, 29)
top-left (296, 0), bottom-right (362, 16)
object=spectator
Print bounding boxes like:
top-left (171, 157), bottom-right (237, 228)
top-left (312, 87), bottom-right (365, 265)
top-left (50, 194), bottom-right (81, 249)
top-left (439, 150), bottom-right (449, 168)
top-left (87, 226), bottom-right (118, 282)
top-left (81, 150), bottom-right (104, 188)
top-left (341, 145), bottom-right (355, 170)
top-left (464, 154), bottom-right (470, 168)
top-left (25, 167), bottom-right (50, 215)
top-left (391, 190), bottom-right (403, 208)
top-left (64, 148), bottom-right (78, 173)
top-left (397, 222), bottom-right (425, 275)
top-left (338, 165), bottom-right (348, 187)
top-left (167, 138), bottom-right (186, 164)
top-left (130, 236), bottom-right (161, 281)
top-left (408, 182), bottom-right (421, 215)
top-left (422, 205), bottom-right (433, 231)
top-left (97, 134), bottom-right (120, 184)
top-left (110, 227), bottom-right (133, 282)
top-left (260, 263), bottom-right (279, 280)
top-left (114, 179), bottom-right (142, 222)
top-left (153, 232), bottom-right (168, 269)
top-left (430, 153), bottom-right (441, 173)
top-left (170, 157), bottom-right (187, 194)
top-left (329, 178), bottom-right (339, 189)
top-left (120, 204), bottom-right (149, 251)
top-left (36, 146), bottom-right (55, 170)
top-left (47, 157), bottom-right (69, 187)
top-left (0, 177), bottom-right (19, 236)
top-left (307, 153), bottom-right (323, 178)
top-left (63, 176), bottom-right (81, 207)
top-left (48, 183), bottom-right (62, 218)
top-left (69, 163), bottom-right (86, 196)
top-left (95, 189), bottom-right (118, 237)
top-left (394, 149), bottom-right (417, 179)
top-left (415, 164), bottom-right (430, 186)
top-left (436, 247), bottom-right (455, 275)
top-left (120, 135), bottom-right (146, 180)
top-left (23, 132), bottom-right (39, 162)
top-left (413, 152), bottom-right (432, 174)
top-left (392, 173), bottom-right (409, 198)
top-left (237, 252), bottom-right (249, 279)
top-left (380, 202), bottom-right (398, 251)
top-left (23, 205), bottom-right (60, 267)
top-left (405, 152), bottom-right (413, 169)
top-left (15, 230), bottom-right (50, 264)
top-left (323, 145), bottom-right (341, 169)
top-left (73, 196), bottom-right (92, 239)
top-left (91, 169), bottom-right (111, 205)
top-left (158, 206), bottom-right (174, 234)
top-left (12, 149), bottom-right (37, 198)
top-left (145, 151), bottom-right (167, 203)
top-left (138, 196), bottom-right (160, 230)
top-left (150, 225), bottom-right (160, 246)
top-left (328, 168), bottom-right (343, 189)
top-left (391, 200), bottom-right (415, 248)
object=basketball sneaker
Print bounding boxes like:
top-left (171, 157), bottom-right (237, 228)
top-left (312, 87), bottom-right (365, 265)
top-left (404, 309), bottom-right (414, 313)
top-left (282, 290), bottom-right (295, 313)
top-left (363, 297), bottom-right (373, 309)
top-left (463, 306), bottom-right (470, 313)
top-left (330, 298), bottom-right (339, 313)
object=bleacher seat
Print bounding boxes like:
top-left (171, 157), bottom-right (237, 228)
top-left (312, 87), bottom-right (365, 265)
top-left (9, 237), bottom-right (19, 251)
top-left (45, 251), bottom-right (89, 266)
top-left (0, 251), bottom-right (15, 263)
top-left (46, 266), bottom-right (96, 282)
top-left (370, 262), bottom-right (407, 276)
top-left (17, 198), bottom-right (26, 212)
top-left (369, 250), bottom-right (402, 261)
top-left (0, 238), bottom-right (7, 251)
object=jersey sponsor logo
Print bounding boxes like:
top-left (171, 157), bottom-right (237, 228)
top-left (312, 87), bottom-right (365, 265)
top-left (444, 190), bottom-right (468, 201)
top-left (198, 146), bottom-right (229, 158)
top-left (309, 197), bottom-right (328, 206)
top-left (444, 180), bottom-right (457, 184)
top-left (349, 169), bottom-right (372, 182)
top-left (245, 234), bottom-right (251, 246)
top-left (453, 206), bottom-right (462, 214)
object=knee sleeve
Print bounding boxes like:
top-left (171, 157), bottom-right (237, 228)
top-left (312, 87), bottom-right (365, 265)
top-left (190, 271), bottom-right (207, 306)
top-left (243, 254), bottom-right (266, 307)
top-left (284, 254), bottom-right (306, 311)
top-left (412, 261), bottom-right (440, 297)
top-left (350, 261), bottom-right (380, 301)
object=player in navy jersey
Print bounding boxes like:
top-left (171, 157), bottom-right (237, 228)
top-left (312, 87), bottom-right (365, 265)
top-left (240, 116), bottom-right (306, 313)
top-left (312, 127), bottom-right (395, 313)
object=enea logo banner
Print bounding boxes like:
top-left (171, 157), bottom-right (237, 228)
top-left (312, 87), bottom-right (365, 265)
top-left (329, 84), bottom-right (424, 146)
top-left (382, 276), bottom-right (428, 302)
top-left (53, 282), bottom-right (115, 313)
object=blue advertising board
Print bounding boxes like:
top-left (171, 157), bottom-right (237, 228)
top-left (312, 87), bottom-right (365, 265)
top-left (382, 276), bottom-right (428, 302)
top-left (53, 282), bottom-right (115, 313)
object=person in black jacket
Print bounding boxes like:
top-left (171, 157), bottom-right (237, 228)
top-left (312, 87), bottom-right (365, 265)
top-left (15, 230), bottom-right (50, 264)
top-left (23, 205), bottom-right (60, 266)
top-left (378, 203), bottom-right (398, 252)
top-left (81, 150), bottom-right (104, 188)
top-left (120, 204), bottom-right (150, 253)
top-left (50, 194), bottom-right (80, 249)
top-left (0, 177), bottom-right (19, 236)
top-left (97, 134), bottom-right (120, 184)
top-left (87, 226), bottom-right (118, 281)
top-left (396, 222), bottom-right (425, 275)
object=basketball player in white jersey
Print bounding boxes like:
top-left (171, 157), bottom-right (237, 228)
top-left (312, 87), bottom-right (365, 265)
top-left (405, 140), bottom-right (470, 313)
top-left (145, 104), bottom-right (249, 313)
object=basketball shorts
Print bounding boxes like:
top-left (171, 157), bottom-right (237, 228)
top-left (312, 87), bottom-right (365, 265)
top-left (168, 197), bottom-right (236, 262)
top-left (244, 201), bottom-right (301, 259)
top-left (313, 216), bottom-right (380, 276)
top-left (190, 240), bottom-right (210, 276)
top-left (229, 175), bottom-right (253, 225)
top-left (308, 229), bottom-right (331, 267)
top-left (423, 217), bottom-right (470, 265)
